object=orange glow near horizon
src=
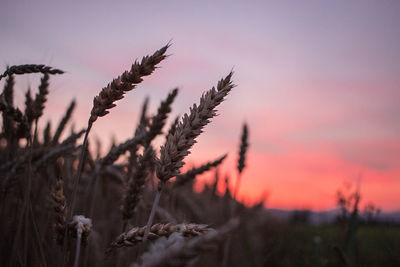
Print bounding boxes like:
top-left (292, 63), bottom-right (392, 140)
top-left (189, 133), bottom-right (400, 212)
top-left (192, 150), bottom-right (400, 211)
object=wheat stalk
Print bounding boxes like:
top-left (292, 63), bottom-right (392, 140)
top-left (144, 72), bottom-right (234, 240)
top-left (224, 123), bottom-right (248, 267)
top-left (69, 44), bottom-right (170, 222)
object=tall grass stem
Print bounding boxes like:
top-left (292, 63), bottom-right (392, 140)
top-left (143, 186), bottom-right (163, 240)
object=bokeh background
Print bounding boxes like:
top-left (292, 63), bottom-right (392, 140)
top-left (1, 0), bottom-right (399, 211)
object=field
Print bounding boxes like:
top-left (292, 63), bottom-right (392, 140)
top-left (0, 45), bottom-right (399, 267)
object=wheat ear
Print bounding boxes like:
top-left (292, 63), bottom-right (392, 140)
top-left (88, 44), bottom-right (169, 125)
top-left (100, 132), bottom-right (146, 167)
top-left (0, 64), bottom-right (64, 81)
top-left (237, 123), bottom-right (248, 174)
top-left (1, 74), bottom-right (15, 138)
top-left (52, 99), bottom-right (76, 144)
top-left (136, 218), bottom-right (239, 267)
top-left (109, 223), bottom-right (210, 250)
top-left (43, 121), bottom-right (51, 145)
top-left (144, 88), bottom-right (178, 146)
top-left (233, 123), bottom-right (249, 200)
top-left (2, 74), bottom-right (14, 105)
top-left (156, 72), bottom-right (234, 183)
top-left (211, 168), bottom-right (220, 197)
top-left (143, 72), bottom-right (234, 240)
top-left (52, 179), bottom-right (67, 245)
top-left (122, 148), bottom-right (155, 223)
top-left (167, 115), bottom-right (180, 137)
top-left (128, 97), bottom-right (150, 174)
top-left (1, 88), bottom-right (30, 140)
top-left (0, 94), bottom-right (26, 124)
top-left (139, 96), bottom-right (150, 127)
top-left (32, 73), bottom-right (50, 121)
top-left (175, 153), bottom-right (227, 187)
top-left (23, 88), bottom-right (34, 124)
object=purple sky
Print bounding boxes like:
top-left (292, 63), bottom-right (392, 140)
top-left (1, 1), bottom-right (400, 211)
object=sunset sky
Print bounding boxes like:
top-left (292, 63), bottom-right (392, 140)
top-left (1, 1), bottom-right (399, 211)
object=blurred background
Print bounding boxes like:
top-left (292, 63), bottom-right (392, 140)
top-left (1, 0), bottom-right (399, 212)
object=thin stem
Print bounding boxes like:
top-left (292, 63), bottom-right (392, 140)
top-left (82, 168), bottom-right (100, 267)
top-left (69, 122), bottom-right (92, 217)
top-left (233, 171), bottom-right (242, 201)
top-left (224, 171), bottom-right (242, 267)
top-left (9, 193), bottom-right (25, 266)
top-left (29, 203), bottom-right (47, 267)
top-left (73, 233), bottom-right (82, 267)
top-left (143, 186), bottom-right (163, 240)
top-left (62, 122), bottom-right (92, 267)
top-left (122, 221), bottom-right (127, 233)
top-left (83, 164), bottom-right (100, 215)
top-left (23, 121), bottom-right (37, 266)
top-left (222, 235), bottom-right (232, 267)
top-left (230, 172), bottom-right (243, 216)
top-left (333, 245), bottom-right (349, 267)
top-left (150, 175), bottom-right (155, 192)
top-left (88, 170), bottom-right (100, 219)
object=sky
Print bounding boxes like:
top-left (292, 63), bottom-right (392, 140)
top-left (1, 0), bottom-right (399, 211)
